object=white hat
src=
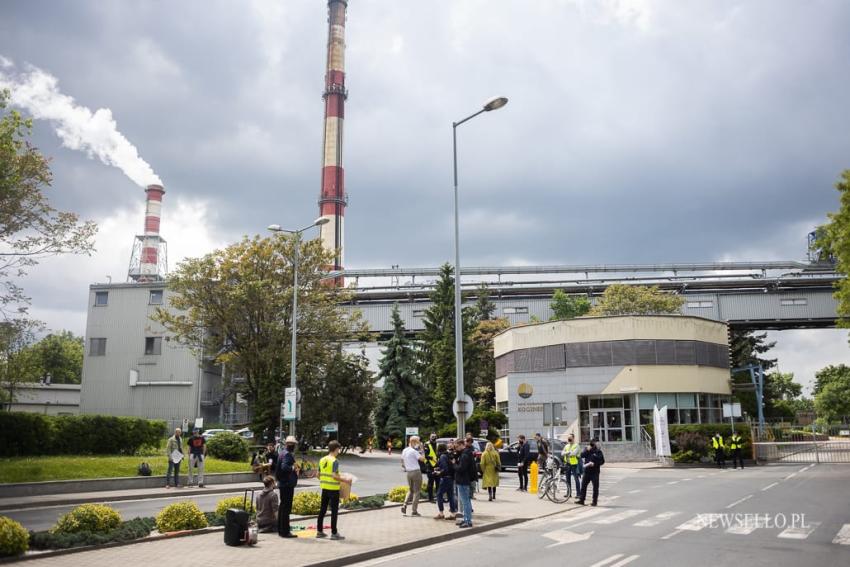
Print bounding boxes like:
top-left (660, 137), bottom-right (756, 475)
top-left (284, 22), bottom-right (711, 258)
top-left (285, 436), bottom-right (297, 444)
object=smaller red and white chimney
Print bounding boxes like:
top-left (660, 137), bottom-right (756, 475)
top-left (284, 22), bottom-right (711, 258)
top-left (128, 184), bottom-right (168, 282)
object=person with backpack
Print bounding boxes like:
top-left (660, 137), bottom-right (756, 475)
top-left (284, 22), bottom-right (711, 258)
top-left (187, 428), bottom-right (206, 488)
top-left (433, 443), bottom-right (457, 520)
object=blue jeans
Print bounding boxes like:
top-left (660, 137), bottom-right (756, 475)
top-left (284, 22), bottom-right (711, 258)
top-left (166, 460), bottom-right (181, 486)
top-left (436, 478), bottom-right (456, 514)
top-left (457, 484), bottom-right (472, 525)
top-left (568, 463), bottom-right (581, 495)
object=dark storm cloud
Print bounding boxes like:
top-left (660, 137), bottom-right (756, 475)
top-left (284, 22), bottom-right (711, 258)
top-left (3, 0), bottom-right (850, 330)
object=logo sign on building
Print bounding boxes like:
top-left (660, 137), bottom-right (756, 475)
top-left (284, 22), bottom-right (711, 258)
top-left (517, 383), bottom-right (534, 399)
top-left (405, 427), bottom-right (419, 436)
top-left (653, 404), bottom-right (672, 457)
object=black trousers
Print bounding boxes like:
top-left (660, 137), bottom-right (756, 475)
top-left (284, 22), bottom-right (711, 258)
top-left (731, 448), bottom-right (744, 469)
top-left (278, 485), bottom-right (294, 535)
top-left (579, 471), bottom-right (599, 504)
top-left (427, 471), bottom-right (437, 501)
top-left (317, 489), bottom-right (340, 534)
top-left (715, 449), bottom-right (726, 468)
top-left (518, 464), bottom-right (528, 490)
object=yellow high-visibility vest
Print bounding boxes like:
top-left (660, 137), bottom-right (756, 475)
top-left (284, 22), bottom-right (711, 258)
top-left (319, 455), bottom-right (340, 491)
top-left (712, 436), bottom-right (724, 450)
top-left (563, 443), bottom-right (579, 465)
top-left (729, 435), bottom-right (742, 450)
top-left (426, 443), bottom-right (437, 466)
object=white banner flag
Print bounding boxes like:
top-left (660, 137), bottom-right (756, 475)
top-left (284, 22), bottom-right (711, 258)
top-left (653, 404), bottom-right (672, 457)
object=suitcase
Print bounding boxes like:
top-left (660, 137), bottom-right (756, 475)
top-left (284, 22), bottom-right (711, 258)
top-left (223, 489), bottom-right (257, 546)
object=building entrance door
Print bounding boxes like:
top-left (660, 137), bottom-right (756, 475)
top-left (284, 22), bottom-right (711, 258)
top-left (591, 410), bottom-right (625, 442)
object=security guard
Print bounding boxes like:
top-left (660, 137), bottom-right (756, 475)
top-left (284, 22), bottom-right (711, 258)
top-left (425, 433), bottom-right (439, 502)
top-left (711, 432), bottom-right (726, 469)
top-left (562, 434), bottom-right (582, 497)
top-left (729, 432), bottom-right (744, 469)
top-left (317, 440), bottom-right (350, 540)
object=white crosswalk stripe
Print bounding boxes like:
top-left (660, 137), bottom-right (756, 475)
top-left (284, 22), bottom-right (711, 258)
top-left (833, 524), bottom-right (850, 545)
top-left (725, 515), bottom-right (767, 535)
top-left (591, 508), bottom-right (647, 525)
top-left (634, 511), bottom-right (681, 527)
top-left (777, 522), bottom-right (820, 540)
top-left (590, 554), bottom-right (640, 567)
top-left (676, 514), bottom-right (723, 531)
top-left (554, 506), bottom-right (611, 523)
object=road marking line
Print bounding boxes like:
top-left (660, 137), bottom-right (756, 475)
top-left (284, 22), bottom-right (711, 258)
top-left (667, 480), bottom-right (680, 485)
top-left (682, 478), bottom-right (693, 482)
top-left (589, 554), bottom-right (624, 567)
top-left (609, 555), bottom-right (640, 567)
top-left (726, 495), bottom-right (752, 509)
top-left (778, 522), bottom-right (820, 540)
top-left (661, 529), bottom-right (683, 540)
top-left (833, 524), bottom-right (850, 545)
top-left (553, 507), bottom-right (610, 522)
top-left (761, 482), bottom-right (779, 491)
top-left (726, 516), bottom-right (766, 535)
top-left (592, 509), bottom-right (647, 525)
top-left (651, 484), bottom-right (664, 488)
top-left (697, 475), bottom-right (706, 479)
top-left (784, 473), bottom-right (797, 480)
top-left (799, 466), bottom-right (808, 473)
top-left (676, 514), bottom-right (722, 531)
top-left (634, 511), bottom-right (681, 527)
top-left (628, 489), bottom-right (641, 494)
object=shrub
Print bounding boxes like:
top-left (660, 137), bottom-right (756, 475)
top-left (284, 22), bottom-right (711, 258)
top-left (644, 424), bottom-right (751, 448)
top-left (675, 432), bottom-right (709, 456)
top-left (292, 491), bottom-right (322, 516)
top-left (342, 493), bottom-right (359, 507)
top-left (215, 496), bottom-right (255, 517)
top-left (53, 504), bottom-right (122, 535)
top-left (671, 450), bottom-right (701, 463)
top-left (0, 516), bottom-right (29, 557)
top-left (29, 517), bottom-right (155, 551)
top-left (206, 432), bottom-right (249, 462)
top-left (0, 412), bottom-right (165, 457)
top-left (342, 495), bottom-right (384, 510)
top-left (155, 502), bottom-right (207, 533)
top-left (386, 485), bottom-right (408, 503)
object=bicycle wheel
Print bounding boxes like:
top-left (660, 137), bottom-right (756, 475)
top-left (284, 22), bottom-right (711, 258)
top-left (537, 475), bottom-right (548, 499)
top-left (547, 473), bottom-right (570, 504)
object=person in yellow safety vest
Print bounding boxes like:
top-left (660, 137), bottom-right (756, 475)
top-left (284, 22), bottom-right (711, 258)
top-left (317, 440), bottom-right (351, 540)
top-left (729, 432), bottom-right (745, 469)
top-left (711, 433), bottom-right (726, 469)
top-left (425, 433), bottom-right (439, 503)
top-left (562, 433), bottom-right (582, 497)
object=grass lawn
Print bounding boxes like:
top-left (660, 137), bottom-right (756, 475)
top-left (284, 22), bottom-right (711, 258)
top-left (0, 455), bottom-right (252, 484)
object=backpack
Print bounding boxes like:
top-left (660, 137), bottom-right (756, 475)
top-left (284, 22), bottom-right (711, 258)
top-left (138, 462), bottom-right (152, 476)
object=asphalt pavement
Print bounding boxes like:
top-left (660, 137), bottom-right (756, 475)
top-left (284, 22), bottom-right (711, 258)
top-left (352, 463), bottom-right (850, 567)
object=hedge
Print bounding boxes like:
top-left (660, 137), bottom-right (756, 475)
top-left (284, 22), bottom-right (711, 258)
top-left (0, 412), bottom-right (165, 457)
top-left (52, 504), bottom-right (122, 535)
top-left (0, 516), bottom-right (28, 557)
top-left (29, 517), bottom-right (155, 551)
top-left (206, 432), bottom-right (249, 462)
top-left (643, 423), bottom-right (752, 454)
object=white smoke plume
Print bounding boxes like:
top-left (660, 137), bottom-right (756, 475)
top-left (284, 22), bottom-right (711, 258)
top-left (0, 56), bottom-right (161, 187)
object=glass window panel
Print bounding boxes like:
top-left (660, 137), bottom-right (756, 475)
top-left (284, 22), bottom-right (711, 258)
top-left (94, 291), bottom-right (108, 306)
top-left (626, 426), bottom-right (635, 441)
top-left (657, 394), bottom-right (677, 408)
top-left (667, 408), bottom-right (679, 424)
top-left (591, 412), bottom-right (604, 428)
top-left (698, 394), bottom-right (708, 409)
top-left (580, 427), bottom-right (590, 443)
top-left (579, 396), bottom-right (589, 410)
top-left (623, 395), bottom-right (632, 409)
top-left (580, 411), bottom-right (589, 427)
top-left (543, 403), bottom-right (553, 426)
top-left (699, 409), bottom-right (709, 424)
top-left (680, 409), bottom-right (698, 424)
top-left (677, 393), bottom-right (697, 408)
top-left (606, 411), bottom-right (623, 429)
top-left (625, 409), bottom-right (633, 426)
top-left (592, 429), bottom-right (605, 442)
top-left (638, 394), bottom-right (657, 410)
top-left (603, 396), bottom-right (624, 409)
top-left (608, 429), bottom-right (624, 442)
top-left (639, 409), bottom-right (653, 425)
top-left (590, 397), bottom-right (603, 409)
top-left (149, 290), bottom-right (164, 305)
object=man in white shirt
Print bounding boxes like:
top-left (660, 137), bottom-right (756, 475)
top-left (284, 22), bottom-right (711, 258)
top-left (401, 436), bottom-right (425, 516)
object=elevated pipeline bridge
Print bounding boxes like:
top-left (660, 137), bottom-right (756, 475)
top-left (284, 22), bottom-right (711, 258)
top-left (334, 261), bottom-right (842, 335)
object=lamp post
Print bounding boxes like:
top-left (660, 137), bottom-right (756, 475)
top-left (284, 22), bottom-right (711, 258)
top-left (267, 217), bottom-right (329, 438)
top-left (452, 96), bottom-right (508, 438)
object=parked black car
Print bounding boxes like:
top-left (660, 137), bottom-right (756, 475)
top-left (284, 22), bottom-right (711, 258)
top-left (436, 437), bottom-right (488, 466)
top-left (498, 438), bottom-right (565, 470)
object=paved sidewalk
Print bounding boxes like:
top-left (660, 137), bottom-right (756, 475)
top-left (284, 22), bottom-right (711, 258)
top-left (0, 480), bottom-right (318, 512)
top-left (18, 489), bottom-right (583, 566)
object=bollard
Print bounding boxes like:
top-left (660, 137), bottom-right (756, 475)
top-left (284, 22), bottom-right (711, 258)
top-left (529, 461), bottom-right (538, 494)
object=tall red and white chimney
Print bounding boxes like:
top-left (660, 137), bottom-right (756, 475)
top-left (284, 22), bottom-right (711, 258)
top-left (318, 0), bottom-right (348, 284)
top-left (128, 184), bottom-right (167, 282)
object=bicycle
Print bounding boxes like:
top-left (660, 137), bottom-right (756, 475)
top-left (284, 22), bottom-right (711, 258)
top-left (537, 456), bottom-right (571, 503)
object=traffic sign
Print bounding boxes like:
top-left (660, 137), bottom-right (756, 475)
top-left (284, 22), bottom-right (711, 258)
top-left (322, 422), bottom-right (339, 433)
top-left (452, 394), bottom-right (475, 420)
top-left (283, 388), bottom-right (297, 421)
top-left (405, 427), bottom-right (419, 436)
top-left (722, 403), bottom-right (742, 418)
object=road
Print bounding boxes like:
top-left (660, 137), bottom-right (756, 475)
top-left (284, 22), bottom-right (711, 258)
top-left (4, 452), bottom-right (407, 532)
top-left (353, 463), bottom-right (850, 567)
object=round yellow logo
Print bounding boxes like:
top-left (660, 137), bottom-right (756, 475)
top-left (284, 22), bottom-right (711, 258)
top-left (517, 383), bottom-right (533, 399)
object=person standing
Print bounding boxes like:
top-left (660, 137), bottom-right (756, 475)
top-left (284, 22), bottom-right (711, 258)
top-left (516, 435), bottom-right (530, 492)
top-left (562, 434), bottom-right (581, 497)
top-left (424, 433), bottom-right (439, 503)
top-left (480, 442), bottom-right (501, 501)
top-left (256, 476), bottom-right (280, 533)
top-left (455, 439), bottom-right (476, 528)
top-left (534, 433), bottom-right (550, 471)
top-left (465, 433), bottom-right (479, 498)
top-left (165, 428), bottom-right (183, 489)
top-left (274, 435), bottom-right (299, 538)
top-left (186, 428), bottom-right (206, 488)
top-left (387, 437), bottom-right (393, 455)
top-left (712, 433), bottom-right (726, 469)
top-left (729, 432), bottom-right (744, 469)
top-left (577, 439), bottom-right (604, 506)
top-left (317, 440), bottom-right (349, 540)
top-left (433, 443), bottom-right (457, 519)
top-left (401, 436), bottom-right (425, 516)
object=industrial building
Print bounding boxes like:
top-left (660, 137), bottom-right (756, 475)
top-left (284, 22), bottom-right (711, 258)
top-left (493, 315), bottom-right (733, 460)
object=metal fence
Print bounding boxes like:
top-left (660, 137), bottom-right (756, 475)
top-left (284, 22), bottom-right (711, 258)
top-left (754, 441), bottom-right (850, 464)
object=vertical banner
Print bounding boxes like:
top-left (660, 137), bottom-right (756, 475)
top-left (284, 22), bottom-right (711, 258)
top-left (653, 404), bottom-right (672, 457)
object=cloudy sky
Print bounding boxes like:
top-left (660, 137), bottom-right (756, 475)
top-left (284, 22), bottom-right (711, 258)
top-left (2, 0), bottom-right (850, 393)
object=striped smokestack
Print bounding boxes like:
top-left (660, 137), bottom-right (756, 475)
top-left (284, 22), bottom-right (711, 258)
top-left (140, 184), bottom-right (164, 278)
top-left (318, 0), bottom-right (348, 284)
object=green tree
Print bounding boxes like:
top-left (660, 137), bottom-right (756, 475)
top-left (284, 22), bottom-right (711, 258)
top-left (1, 90), bottom-right (96, 318)
top-left (153, 234), bottom-right (366, 436)
top-left (465, 318), bottom-right (510, 411)
top-left (588, 284), bottom-right (684, 316)
top-left (550, 289), bottom-right (591, 320)
top-left (815, 170), bottom-right (850, 332)
top-left (763, 371), bottom-right (804, 420)
top-left (729, 330), bottom-right (777, 418)
top-left (472, 284), bottom-right (497, 321)
top-left (814, 373), bottom-right (850, 423)
top-left (374, 306), bottom-right (424, 443)
top-left (420, 264), bottom-right (476, 429)
top-left (18, 331), bottom-right (83, 384)
top-left (813, 364), bottom-right (850, 396)
top-left (0, 319), bottom-right (42, 408)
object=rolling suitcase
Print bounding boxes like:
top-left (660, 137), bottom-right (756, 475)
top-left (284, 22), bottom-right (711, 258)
top-left (223, 489), bottom-right (257, 546)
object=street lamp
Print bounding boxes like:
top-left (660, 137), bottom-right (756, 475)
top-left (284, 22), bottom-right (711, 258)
top-left (267, 217), bottom-right (329, 439)
top-left (452, 96), bottom-right (508, 437)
